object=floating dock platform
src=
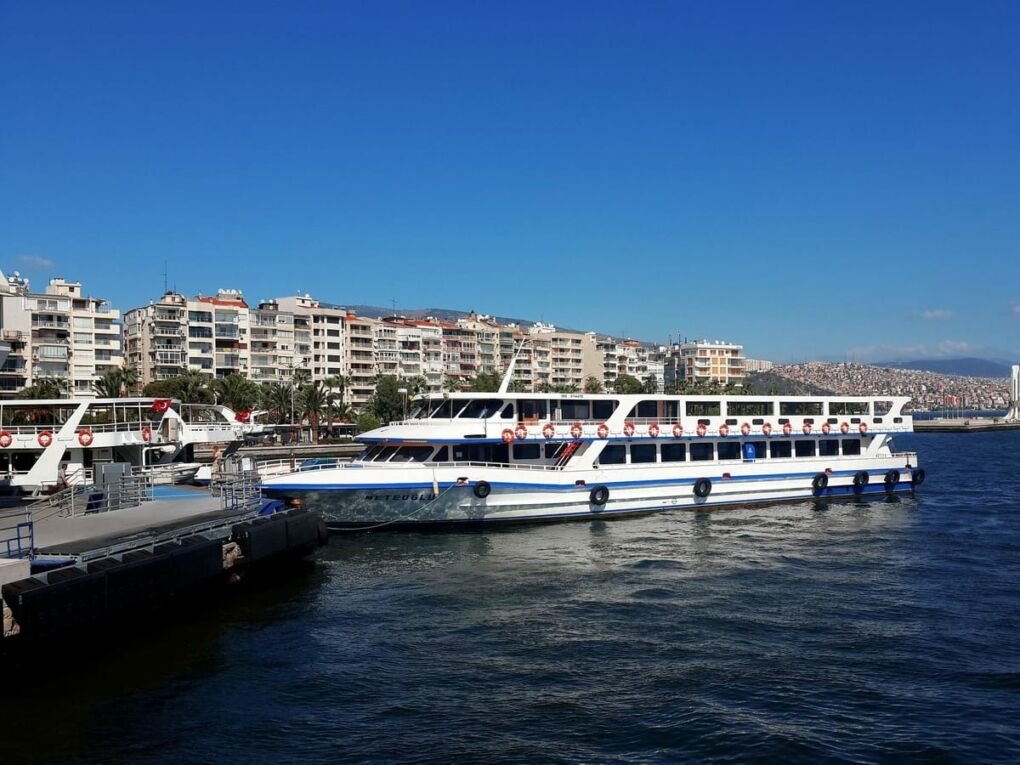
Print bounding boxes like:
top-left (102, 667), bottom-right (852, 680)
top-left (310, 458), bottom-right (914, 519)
top-left (1, 476), bottom-right (327, 653)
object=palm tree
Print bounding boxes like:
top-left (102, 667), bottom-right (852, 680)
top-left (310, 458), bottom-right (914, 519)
top-left (21, 377), bottom-right (71, 399)
top-left (175, 370), bottom-right (214, 404)
top-left (322, 374), bottom-right (349, 413)
top-left (93, 368), bottom-right (124, 398)
top-left (299, 381), bottom-right (328, 443)
top-left (261, 382), bottom-right (293, 424)
top-left (121, 364), bottom-right (140, 395)
top-left (212, 374), bottom-right (261, 412)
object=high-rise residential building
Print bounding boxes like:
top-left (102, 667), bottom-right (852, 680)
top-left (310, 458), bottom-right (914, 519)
top-left (343, 312), bottom-right (377, 407)
top-left (191, 289), bottom-right (250, 378)
top-left (0, 273), bottom-right (122, 398)
top-left (665, 339), bottom-right (746, 387)
top-left (249, 299), bottom-right (296, 384)
top-left (274, 294), bottom-right (348, 384)
top-left (124, 291), bottom-right (189, 387)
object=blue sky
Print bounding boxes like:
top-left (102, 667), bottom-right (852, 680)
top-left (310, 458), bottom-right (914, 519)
top-left (2, 1), bottom-right (1018, 363)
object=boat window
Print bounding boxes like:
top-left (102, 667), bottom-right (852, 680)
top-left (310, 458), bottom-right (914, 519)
top-left (686, 401), bottom-right (721, 417)
top-left (408, 403), bottom-right (427, 419)
top-left (501, 402), bottom-right (515, 419)
top-left (458, 443), bottom-right (510, 464)
top-left (513, 443), bottom-right (541, 460)
top-left (717, 442), bottom-right (741, 461)
top-left (389, 446), bottom-right (435, 462)
top-left (770, 440), bottom-right (792, 458)
top-left (376, 445), bottom-right (400, 461)
top-left (727, 401), bottom-right (774, 417)
top-left (818, 439), bottom-right (839, 457)
top-left (690, 443), bottom-right (713, 461)
top-left (627, 400), bottom-right (658, 418)
top-left (841, 439), bottom-right (861, 456)
top-left (794, 440), bottom-right (816, 458)
top-left (780, 401), bottom-right (824, 416)
top-left (558, 400), bottom-right (590, 420)
top-left (432, 446), bottom-right (449, 462)
top-left (630, 444), bottom-right (657, 463)
top-left (598, 444), bottom-right (626, 465)
top-left (519, 400), bottom-right (548, 420)
top-left (661, 443), bottom-right (686, 462)
top-left (429, 400), bottom-right (455, 418)
top-left (458, 399), bottom-right (503, 418)
top-left (361, 445), bottom-right (385, 461)
top-left (829, 401), bottom-right (870, 416)
top-left (874, 400), bottom-right (893, 416)
top-left (592, 400), bottom-right (617, 420)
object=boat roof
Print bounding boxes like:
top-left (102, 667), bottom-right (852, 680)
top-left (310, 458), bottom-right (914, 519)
top-left (415, 392), bottom-right (906, 402)
top-left (0, 397), bottom-right (179, 406)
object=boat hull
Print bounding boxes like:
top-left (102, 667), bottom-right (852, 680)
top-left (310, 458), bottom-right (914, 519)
top-left (263, 467), bottom-right (921, 530)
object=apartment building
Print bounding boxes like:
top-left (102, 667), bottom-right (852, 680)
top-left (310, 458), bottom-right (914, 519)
top-left (249, 299), bottom-right (297, 384)
top-left (274, 295), bottom-right (348, 385)
top-left (124, 291), bottom-right (189, 387)
top-left (0, 273), bottom-right (123, 398)
top-left (665, 339), bottom-right (746, 387)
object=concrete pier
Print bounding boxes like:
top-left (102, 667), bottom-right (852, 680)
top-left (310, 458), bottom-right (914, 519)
top-left (1, 480), bottom-right (327, 652)
top-left (913, 417), bottom-right (1020, 433)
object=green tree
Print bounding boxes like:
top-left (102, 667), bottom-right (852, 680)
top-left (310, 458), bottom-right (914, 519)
top-left (642, 374), bottom-right (660, 394)
top-left (369, 375), bottom-right (406, 423)
top-left (175, 370), bottom-right (215, 404)
top-left (356, 411), bottom-right (381, 432)
top-left (467, 372), bottom-right (501, 392)
top-left (261, 382), bottom-right (293, 424)
top-left (299, 381), bottom-right (328, 443)
top-left (93, 368), bottom-right (124, 398)
top-left (584, 376), bottom-right (604, 394)
top-left (213, 374), bottom-right (261, 412)
top-left (612, 374), bottom-right (644, 394)
top-left (19, 377), bottom-right (70, 399)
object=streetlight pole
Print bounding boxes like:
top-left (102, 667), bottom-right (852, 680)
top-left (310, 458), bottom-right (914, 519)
top-left (398, 387), bottom-right (408, 421)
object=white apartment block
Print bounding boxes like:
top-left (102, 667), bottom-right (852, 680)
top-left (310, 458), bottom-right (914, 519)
top-left (274, 295), bottom-right (348, 385)
top-left (0, 273), bottom-right (122, 398)
top-left (249, 300), bottom-right (296, 384)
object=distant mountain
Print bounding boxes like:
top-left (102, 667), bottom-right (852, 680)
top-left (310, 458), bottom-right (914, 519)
top-left (875, 358), bottom-right (1011, 378)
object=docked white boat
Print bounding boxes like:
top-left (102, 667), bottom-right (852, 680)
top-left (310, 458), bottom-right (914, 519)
top-left (0, 397), bottom-right (252, 497)
top-left (261, 391), bottom-right (925, 529)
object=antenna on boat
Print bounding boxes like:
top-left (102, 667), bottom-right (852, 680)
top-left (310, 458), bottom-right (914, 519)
top-left (499, 339), bottom-right (529, 394)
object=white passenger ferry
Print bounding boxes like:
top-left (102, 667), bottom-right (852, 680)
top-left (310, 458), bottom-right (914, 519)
top-left (0, 397), bottom-right (252, 498)
top-left (261, 391), bottom-right (925, 529)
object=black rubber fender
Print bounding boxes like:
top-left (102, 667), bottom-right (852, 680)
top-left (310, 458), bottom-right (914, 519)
top-left (811, 472), bottom-right (829, 493)
top-left (852, 470), bottom-right (870, 493)
top-left (693, 477), bottom-right (712, 498)
top-left (589, 485), bottom-right (609, 505)
top-left (884, 469), bottom-right (900, 491)
top-left (911, 468), bottom-right (926, 486)
top-left (473, 480), bottom-right (491, 499)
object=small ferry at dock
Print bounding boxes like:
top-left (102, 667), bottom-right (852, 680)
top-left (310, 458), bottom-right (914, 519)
top-left (261, 391), bottom-right (925, 529)
top-left (0, 397), bottom-right (252, 499)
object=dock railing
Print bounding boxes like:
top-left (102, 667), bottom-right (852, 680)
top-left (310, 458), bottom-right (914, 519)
top-left (27, 473), bottom-right (155, 519)
top-left (0, 505), bottom-right (34, 559)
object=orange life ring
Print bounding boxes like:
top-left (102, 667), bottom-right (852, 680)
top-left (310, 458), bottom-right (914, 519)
top-left (514, 424), bottom-right (528, 440)
top-left (623, 420), bottom-right (635, 437)
top-left (696, 423), bottom-right (707, 438)
top-left (802, 423), bottom-right (812, 435)
top-left (0, 431), bottom-right (11, 448)
top-left (141, 425), bottom-right (152, 442)
top-left (648, 423), bottom-right (660, 438)
top-left (501, 428), bottom-right (515, 444)
top-left (782, 422), bottom-right (792, 436)
top-left (719, 423), bottom-right (730, 437)
top-left (859, 423), bottom-right (868, 435)
top-left (840, 422), bottom-right (850, 434)
top-left (542, 423), bottom-right (556, 439)
top-left (37, 431), bottom-right (53, 447)
top-left (596, 423), bottom-right (610, 439)
top-left (762, 422), bottom-right (773, 437)
top-left (821, 422), bottom-right (831, 435)
top-left (78, 430), bottom-right (94, 447)
top-left (570, 422), bottom-right (584, 439)
top-left (740, 422), bottom-right (751, 436)
top-left (672, 423), bottom-right (684, 438)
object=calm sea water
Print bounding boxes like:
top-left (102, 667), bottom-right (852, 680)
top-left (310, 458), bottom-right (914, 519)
top-left (3, 432), bottom-right (1019, 764)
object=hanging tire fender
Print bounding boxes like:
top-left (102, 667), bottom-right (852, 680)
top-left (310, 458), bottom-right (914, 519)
top-left (911, 468), bottom-right (926, 486)
top-left (473, 480), bottom-right (492, 499)
top-left (852, 471), bottom-right (870, 493)
top-left (693, 477), bottom-right (712, 498)
top-left (884, 469), bottom-right (900, 491)
top-left (589, 485), bottom-right (609, 505)
top-left (811, 472), bottom-right (829, 493)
